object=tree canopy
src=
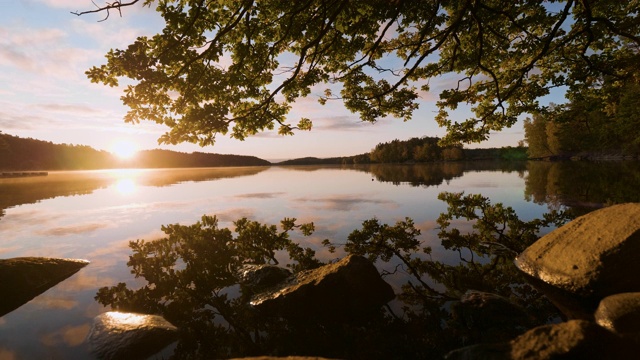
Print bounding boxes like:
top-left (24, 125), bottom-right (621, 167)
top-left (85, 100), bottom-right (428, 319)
top-left (77, 0), bottom-right (640, 147)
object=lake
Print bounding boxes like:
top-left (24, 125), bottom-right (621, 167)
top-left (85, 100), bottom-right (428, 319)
top-left (1, 161), bottom-right (638, 359)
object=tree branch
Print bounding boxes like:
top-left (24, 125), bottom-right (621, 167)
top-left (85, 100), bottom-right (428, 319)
top-left (71, 0), bottom-right (141, 22)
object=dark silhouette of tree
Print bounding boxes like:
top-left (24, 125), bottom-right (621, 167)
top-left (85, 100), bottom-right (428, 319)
top-left (73, 1), bottom-right (640, 147)
top-left (0, 133), bottom-right (270, 170)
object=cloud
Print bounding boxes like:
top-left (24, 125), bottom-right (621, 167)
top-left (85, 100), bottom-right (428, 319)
top-left (35, 103), bottom-right (98, 115)
top-left (315, 116), bottom-right (374, 131)
top-left (35, 0), bottom-right (85, 8)
top-left (0, 26), bottom-right (68, 73)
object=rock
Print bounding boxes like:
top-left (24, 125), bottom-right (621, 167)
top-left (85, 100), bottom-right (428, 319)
top-left (87, 311), bottom-right (178, 360)
top-left (228, 357), bottom-right (336, 360)
top-left (595, 292), bottom-right (640, 335)
top-left (0, 257), bottom-right (90, 317)
top-left (444, 343), bottom-right (511, 360)
top-left (250, 255), bottom-right (394, 321)
top-left (508, 320), bottom-right (632, 359)
top-left (453, 290), bottom-right (531, 343)
top-left (515, 203), bottom-right (640, 318)
top-left (447, 320), bottom-right (636, 359)
top-left (238, 264), bottom-right (292, 293)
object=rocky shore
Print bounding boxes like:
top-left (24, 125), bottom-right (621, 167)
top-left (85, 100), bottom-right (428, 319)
top-left (447, 203), bottom-right (640, 359)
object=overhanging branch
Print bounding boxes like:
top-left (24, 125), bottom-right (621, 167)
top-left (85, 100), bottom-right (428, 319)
top-left (71, 0), bottom-right (141, 22)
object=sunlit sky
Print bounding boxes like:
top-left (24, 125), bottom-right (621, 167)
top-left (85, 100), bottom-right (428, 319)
top-left (1, 1), bottom-right (566, 161)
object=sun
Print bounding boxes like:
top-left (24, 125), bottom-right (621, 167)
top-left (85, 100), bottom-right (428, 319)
top-left (110, 139), bottom-right (139, 160)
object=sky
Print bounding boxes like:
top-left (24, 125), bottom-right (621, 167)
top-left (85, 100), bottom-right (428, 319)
top-left (1, 1), bottom-right (564, 161)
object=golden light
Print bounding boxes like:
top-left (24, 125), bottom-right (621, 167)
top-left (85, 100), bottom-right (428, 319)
top-left (110, 139), bottom-right (139, 160)
top-left (114, 178), bottom-right (137, 195)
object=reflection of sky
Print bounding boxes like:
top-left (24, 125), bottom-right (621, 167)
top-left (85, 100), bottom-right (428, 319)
top-left (0, 166), bottom-right (551, 358)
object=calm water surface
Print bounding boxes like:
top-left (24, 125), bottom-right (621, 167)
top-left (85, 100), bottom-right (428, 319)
top-left (0, 162), bottom-right (637, 358)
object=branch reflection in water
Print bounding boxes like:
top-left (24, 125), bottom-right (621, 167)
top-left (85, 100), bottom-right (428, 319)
top-left (96, 191), bottom-right (570, 359)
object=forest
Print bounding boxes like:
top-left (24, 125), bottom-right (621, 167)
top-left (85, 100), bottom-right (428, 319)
top-left (0, 133), bottom-right (269, 170)
top-left (524, 83), bottom-right (640, 159)
top-left (278, 137), bottom-right (527, 166)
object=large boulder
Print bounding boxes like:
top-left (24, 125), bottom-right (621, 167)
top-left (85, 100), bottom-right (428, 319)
top-left (0, 257), bottom-right (89, 317)
top-left (87, 311), bottom-right (178, 360)
top-left (595, 292), bottom-right (640, 336)
top-left (250, 255), bottom-right (394, 321)
top-left (515, 203), bottom-right (640, 318)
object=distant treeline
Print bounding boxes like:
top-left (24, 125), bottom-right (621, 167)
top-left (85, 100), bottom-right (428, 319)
top-left (277, 137), bottom-right (527, 165)
top-left (0, 133), bottom-right (270, 170)
top-left (524, 82), bottom-right (640, 159)
top-left (131, 149), bottom-right (270, 168)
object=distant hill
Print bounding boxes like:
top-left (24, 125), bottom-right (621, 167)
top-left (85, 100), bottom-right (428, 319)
top-left (0, 133), bottom-right (270, 170)
top-left (131, 149), bottom-right (270, 168)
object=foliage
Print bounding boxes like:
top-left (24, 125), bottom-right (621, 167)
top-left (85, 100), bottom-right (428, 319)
top-left (463, 146), bottom-right (528, 161)
top-left (524, 82), bottom-right (640, 158)
top-left (369, 136), bottom-right (463, 163)
top-left (96, 192), bottom-right (570, 359)
top-left (79, 1), bottom-right (640, 147)
top-left (0, 133), bottom-right (116, 170)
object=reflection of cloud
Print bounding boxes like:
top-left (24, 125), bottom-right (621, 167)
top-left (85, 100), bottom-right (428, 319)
top-left (207, 208), bottom-right (256, 223)
top-left (1, 209), bottom-right (65, 228)
top-left (38, 222), bottom-right (112, 236)
top-left (39, 324), bottom-right (91, 348)
top-left (297, 195), bottom-right (396, 211)
top-left (233, 192), bottom-right (285, 199)
top-left (30, 296), bottom-right (78, 310)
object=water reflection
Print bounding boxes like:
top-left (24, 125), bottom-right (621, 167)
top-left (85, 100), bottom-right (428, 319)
top-left (524, 161), bottom-right (640, 215)
top-left (0, 167), bottom-right (268, 221)
top-left (95, 193), bottom-right (568, 359)
top-left (114, 178), bottom-right (137, 195)
top-left (2, 162), bottom-right (639, 358)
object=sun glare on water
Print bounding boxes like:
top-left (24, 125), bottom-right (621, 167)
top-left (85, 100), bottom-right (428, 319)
top-left (110, 139), bottom-right (139, 160)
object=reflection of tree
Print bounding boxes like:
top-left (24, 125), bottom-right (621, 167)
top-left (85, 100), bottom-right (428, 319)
top-left (96, 193), bottom-right (568, 359)
top-left (525, 161), bottom-right (640, 215)
top-left (356, 161), bottom-right (527, 187)
top-left (0, 168), bottom-right (267, 221)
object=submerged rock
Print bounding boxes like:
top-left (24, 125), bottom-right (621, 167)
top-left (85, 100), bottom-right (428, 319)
top-left (87, 311), bottom-right (178, 360)
top-left (250, 255), bottom-right (394, 321)
top-left (238, 264), bottom-right (292, 293)
top-left (515, 203), bottom-right (640, 318)
top-left (0, 257), bottom-right (89, 317)
top-left (453, 290), bottom-right (531, 343)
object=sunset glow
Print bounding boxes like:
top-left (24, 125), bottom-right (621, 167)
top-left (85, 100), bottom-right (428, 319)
top-left (110, 140), bottom-right (139, 160)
